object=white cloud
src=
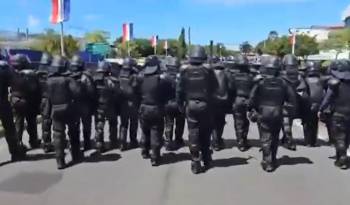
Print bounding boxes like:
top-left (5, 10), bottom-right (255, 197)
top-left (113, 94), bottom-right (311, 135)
top-left (27, 15), bottom-right (40, 28)
top-left (192, 0), bottom-right (311, 5)
top-left (84, 14), bottom-right (102, 21)
top-left (342, 4), bottom-right (350, 21)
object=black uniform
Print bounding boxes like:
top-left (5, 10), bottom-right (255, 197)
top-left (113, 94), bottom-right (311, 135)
top-left (320, 60), bottom-right (350, 169)
top-left (93, 61), bottom-right (120, 152)
top-left (248, 56), bottom-right (296, 172)
top-left (0, 60), bottom-right (26, 161)
top-left (211, 62), bottom-right (231, 151)
top-left (230, 55), bottom-right (253, 151)
top-left (177, 46), bottom-right (215, 174)
top-left (10, 54), bottom-right (42, 149)
top-left (118, 58), bottom-right (140, 151)
top-left (69, 55), bottom-right (96, 151)
top-left (37, 53), bottom-right (54, 153)
top-left (163, 57), bottom-right (185, 151)
top-left (137, 56), bottom-right (169, 166)
top-left (280, 54), bottom-right (307, 151)
top-left (47, 56), bottom-right (82, 169)
top-left (303, 62), bottom-right (325, 146)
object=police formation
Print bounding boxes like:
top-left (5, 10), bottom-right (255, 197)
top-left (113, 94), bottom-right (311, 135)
top-left (0, 46), bottom-right (349, 174)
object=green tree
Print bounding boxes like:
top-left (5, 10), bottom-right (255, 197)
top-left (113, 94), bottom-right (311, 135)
top-left (240, 41), bottom-right (253, 54)
top-left (177, 28), bottom-right (187, 59)
top-left (30, 29), bottom-right (80, 57)
top-left (319, 28), bottom-right (350, 57)
top-left (84, 30), bottom-right (110, 44)
top-left (295, 35), bottom-right (319, 57)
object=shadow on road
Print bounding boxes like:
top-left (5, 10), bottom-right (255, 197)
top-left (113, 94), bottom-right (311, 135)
top-left (212, 156), bottom-right (253, 168)
top-left (224, 139), bottom-right (261, 149)
top-left (25, 153), bottom-right (56, 161)
top-left (277, 155), bottom-right (313, 167)
top-left (85, 152), bottom-right (122, 163)
top-left (161, 152), bottom-right (192, 165)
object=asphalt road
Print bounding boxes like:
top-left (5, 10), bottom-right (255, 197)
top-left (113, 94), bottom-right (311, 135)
top-left (0, 117), bottom-right (349, 205)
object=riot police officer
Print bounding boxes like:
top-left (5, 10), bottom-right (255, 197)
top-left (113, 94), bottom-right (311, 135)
top-left (69, 55), bottom-right (96, 151)
top-left (137, 56), bottom-right (170, 166)
top-left (320, 60), bottom-right (350, 169)
top-left (177, 46), bottom-right (216, 174)
top-left (163, 57), bottom-right (185, 151)
top-left (10, 54), bottom-right (42, 149)
top-left (230, 54), bottom-right (254, 152)
top-left (280, 54), bottom-right (307, 151)
top-left (303, 62), bottom-right (325, 147)
top-left (118, 57), bottom-right (140, 151)
top-left (93, 61), bottom-right (120, 153)
top-left (211, 60), bottom-right (231, 151)
top-left (0, 58), bottom-right (26, 161)
top-left (47, 55), bottom-right (82, 169)
top-left (37, 53), bottom-right (54, 153)
top-left (248, 56), bottom-right (297, 172)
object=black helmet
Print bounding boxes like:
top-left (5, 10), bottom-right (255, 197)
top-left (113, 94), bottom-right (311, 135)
top-left (10, 54), bottom-right (30, 70)
top-left (50, 55), bottom-right (68, 74)
top-left (40, 53), bottom-right (52, 66)
top-left (144, 56), bottom-right (161, 75)
top-left (306, 61), bottom-right (320, 76)
top-left (282, 54), bottom-right (298, 67)
top-left (189, 46), bottom-right (207, 64)
top-left (260, 56), bottom-right (281, 76)
top-left (96, 61), bottom-right (111, 74)
top-left (330, 60), bottom-right (350, 80)
top-left (70, 55), bottom-right (85, 72)
top-left (122, 57), bottom-right (137, 69)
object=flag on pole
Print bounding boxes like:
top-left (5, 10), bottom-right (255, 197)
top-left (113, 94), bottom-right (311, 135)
top-left (50, 0), bottom-right (70, 24)
top-left (289, 33), bottom-right (296, 46)
top-left (151, 35), bottom-right (158, 48)
top-left (123, 23), bottom-right (134, 43)
top-left (164, 40), bottom-right (168, 50)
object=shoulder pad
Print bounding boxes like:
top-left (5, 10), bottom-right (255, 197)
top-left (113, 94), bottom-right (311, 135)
top-left (20, 69), bottom-right (35, 75)
top-left (160, 73), bottom-right (166, 80)
top-left (180, 64), bottom-right (189, 71)
top-left (253, 74), bottom-right (263, 83)
top-left (203, 64), bottom-right (210, 69)
top-left (0, 60), bottom-right (8, 67)
top-left (328, 78), bottom-right (340, 88)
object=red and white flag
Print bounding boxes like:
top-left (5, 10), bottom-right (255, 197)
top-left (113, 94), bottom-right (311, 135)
top-left (289, 33), bottom-right (296, 46)
top-left (50, 0), bottom-right (70, 24)
top-left (123, 23), bottom-right (134, 43)
top-left (164, 40), bottom-right (168, 50)
top-left (151, 35), bottom-right (158, 48)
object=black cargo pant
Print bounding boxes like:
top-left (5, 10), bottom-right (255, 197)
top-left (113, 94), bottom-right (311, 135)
top-left (212, 106), bottom-right (226, 145)
top-left (52, 106), bottom-right (80, 160)
top-left (139, 104), bottom-right (164, 154)
top-left (41, 97), bottom-right (52, 146)
top-left (258, 119), bottom-right (282, 165)
top-left (233, 97), bottom-right (250, 145)
top-left (77, 103), bottom-right (93, 146)
top-left (330, 113), bottom-right (350, 163)
top-left (119, 100), bottom-right (139, 144)
top-left (0, 101), bottom-right (21, 155)
top-left (95, 107), bottom-right (118, 146)
top-left (164, 102), bottom-right (185, 144)
top-left (185, 100), bottom-right (212, 163)
top-left (303, 109), bottom-right (319, 146)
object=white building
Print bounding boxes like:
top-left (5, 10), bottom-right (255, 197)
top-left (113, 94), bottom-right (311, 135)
top-left (290, 25), bottom-right (344, 43)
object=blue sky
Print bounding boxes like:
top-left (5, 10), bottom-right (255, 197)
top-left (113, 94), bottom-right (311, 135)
top-left (0, 0), bottom-right (349, 45)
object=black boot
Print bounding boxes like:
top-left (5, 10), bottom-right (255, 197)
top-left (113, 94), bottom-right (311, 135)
top-left (56, 157), bottom-right (66, 170)
top-left (173, 138), bottom-right (185, 150)
top-left (11, 144), bottom-right (27, 162)
top-left (281, 137), bottom-right (296, 151)
top-left (141, 149), bottom-right (150, 159)
top-left (72, 151), bottom-right (84, 163)
top-left (150, 149), bottom-right (161, 166)
top-left (237, 139), bottom-right (250, 152)
top-left (30, 139), bottom-right (42, 149)
top-left (202, 152), bottom-right (213, 172)
top-left (119, 128), bottom-right (128, 151)
top-left (95, 141), bottom-right (106, 154)
top-left (43, 143), bottom-right (55, 153)
top-left (261, 160), bottom-right (276, 172)
top-left (128, 139), bottom-right (139, 150)
top-left (83, 140), bottom-right (92, 151)
top-left (191, 161), bottom-right (202, 174)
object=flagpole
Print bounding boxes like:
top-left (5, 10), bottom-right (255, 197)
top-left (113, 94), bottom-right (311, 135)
top-left (60, 22), bottom-right (65, 57)
top-left (127, 40), bottom-right (130, 57)
top-left (292, 32), bottom-right (296, 55)
top-left (154, 46), bottom-right (157, 55)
